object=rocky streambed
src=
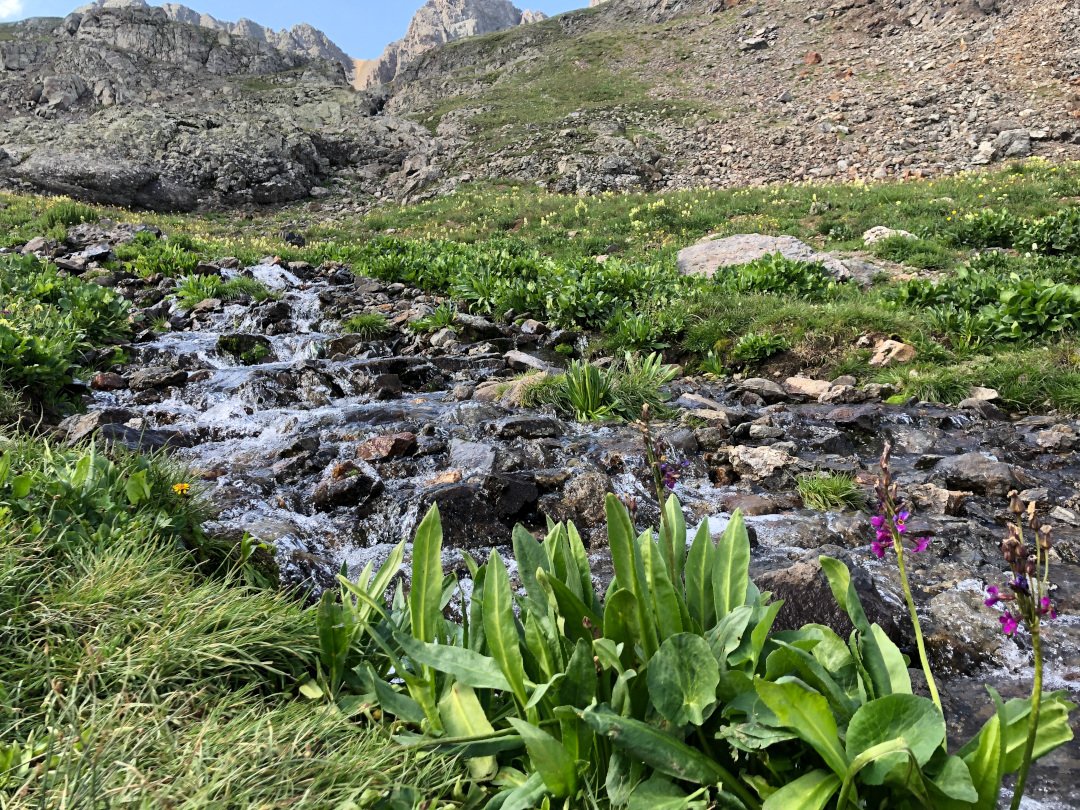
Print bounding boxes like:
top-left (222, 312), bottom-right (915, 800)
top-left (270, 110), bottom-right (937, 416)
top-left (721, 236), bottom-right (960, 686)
top-left (27, 228), bottom-right (1080, 808)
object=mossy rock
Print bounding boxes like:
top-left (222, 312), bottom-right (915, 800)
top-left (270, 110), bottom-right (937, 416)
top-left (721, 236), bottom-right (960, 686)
top-left (217, 333), bottom-right (275, 366)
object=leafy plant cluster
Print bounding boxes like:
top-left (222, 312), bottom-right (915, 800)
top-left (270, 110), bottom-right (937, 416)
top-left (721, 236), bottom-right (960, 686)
top-left (312, 496), bottom-right (1074, 809)
top-left (339, 237), bottom-right (690, 331)
top-left (894, 265), bottom-right (1080, 342)
top-left (524, 353), bottom-right (679, 421)
top-left (0, 254), bottom-right (130, 408)
top-left (714, 254), bottom-right (843, 301)
top-left (174, 273), bottom-right (273, 309)
top-left (730, 332), bottom-right (790, 367)
top-left (341, 312), bottom-right (391, 339)
top-left (115, 232), bottom-right (202, 278)
top-left (951, 207), bottom-right (1080, 255)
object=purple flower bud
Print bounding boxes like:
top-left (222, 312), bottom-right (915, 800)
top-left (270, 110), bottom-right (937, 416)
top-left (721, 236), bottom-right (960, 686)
top-left (870, 515), bottom-right (886, 530)
top-left (984, 585), bottom-right (1001, 607)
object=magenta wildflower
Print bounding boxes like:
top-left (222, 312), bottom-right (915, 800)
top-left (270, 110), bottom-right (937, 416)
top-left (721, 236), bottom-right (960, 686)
top-left (912, 536), bottom-right (930, 553)
top-left (1000, 611), bottom-right (1019, 636)
top-left (985, 585), bottom-right (1001, 607)
top-left (871, 539), bottom-right (887, 559)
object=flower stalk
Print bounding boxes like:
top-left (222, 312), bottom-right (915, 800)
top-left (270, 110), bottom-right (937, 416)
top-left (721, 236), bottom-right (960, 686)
top-left (873, 442), bottom-right (941, 713)
top-left (984, 492), bottom-right (1057, 810)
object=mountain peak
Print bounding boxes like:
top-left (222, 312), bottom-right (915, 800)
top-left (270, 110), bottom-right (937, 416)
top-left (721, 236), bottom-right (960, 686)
top-left (357, 0), bottom-right (548, 89)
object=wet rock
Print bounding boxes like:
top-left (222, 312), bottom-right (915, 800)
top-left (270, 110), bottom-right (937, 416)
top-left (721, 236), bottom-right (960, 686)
top-left (933, 452), bottom-right (1020, 498)
top-left (520, 319), bottom-right (549, 336)
top-left (449, 439), bottom-right (498, 476)
top-left (421, 474), bottom-right (539, 548)
top-left (926, 588), bottom-right (1006, 675)
top-left (454, 313), bottom-right (503, 340)
top-left (719, 492), bottom-right (784, 516)
top-left (869, 339), bottom-right (916, 367)
top-left (128, 366), bottom-right (188, 392)
top-left (755, 559), bottom-right (903, 643)
top-left (97, 423), bottom-right (189, 452)
top-left (561, 471), bottom-right (614, 528)
top-left (505, 350), bottom-right (560, 373)
top-left (739, 378), bottom-right (788, 404)
top-left (356, 432), bottom-right (417, 462)
top-left (728, 444), bottom-right (800, 480)
top-left (217, 334), bottom-right (275, 366)
top-left (58, 408), bottom-right (134, 444)
top-left (783, 376), bottom-right (832, 400)
top-left (491, 414), bottom-right (564, 439)
top-left (909, 483), bottom-right (972, 516)
top-left (90, 371), bottom-right (127, 391)
top-left (826, 404), bottom-right (880, 431)
top-left (369, 374), bottom-right (403, 400)
top-left (959, 398), bottom-right (1008, 421)
top-left (695, 426), bottom-right (728, 450)
top-left (1032, 426), bottom-right (1077, 452)
top-left (311, 460), bottom-right (384, 512)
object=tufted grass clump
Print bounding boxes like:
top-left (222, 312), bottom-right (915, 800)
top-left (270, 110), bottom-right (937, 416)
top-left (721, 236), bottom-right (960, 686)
top-left (797, 470), bottom-right (867, 511)
top-left (526, 352), bottom-right (679, 421)
top-left (410, 302), bottom-right (457, 332)
top-left (0, 435), bottom-right (460, 806)
top-left (175, 274), bottom-right (272, 308)
top-left (341, 312), bottom-right (390, 338)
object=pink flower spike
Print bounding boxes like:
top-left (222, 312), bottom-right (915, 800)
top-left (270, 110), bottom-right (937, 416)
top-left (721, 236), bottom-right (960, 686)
top-left (912, 536), bottom-right (930, 553)
top-left (984, 585), bottom-right (1001, 607)
top-left (1000, 612), bottom-right (1019, 636)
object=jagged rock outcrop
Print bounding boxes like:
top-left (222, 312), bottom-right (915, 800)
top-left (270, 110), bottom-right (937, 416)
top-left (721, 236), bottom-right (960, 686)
top-left (76, 0), bottom-right (354, 76)
top-left (357, 0), bottom-right (547, 88)
top-left (0, 4), bottom-right (441, 209)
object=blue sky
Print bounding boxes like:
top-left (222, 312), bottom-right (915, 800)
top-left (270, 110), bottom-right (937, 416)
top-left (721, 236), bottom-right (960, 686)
top-left (1, 1), bottom-right (585, 57)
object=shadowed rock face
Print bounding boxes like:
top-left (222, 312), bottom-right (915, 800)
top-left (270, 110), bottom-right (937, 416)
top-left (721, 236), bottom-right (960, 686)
top-left (0, 4), bottom-right (441, 209)
top-left (356, 0), bottom-right (547, 88)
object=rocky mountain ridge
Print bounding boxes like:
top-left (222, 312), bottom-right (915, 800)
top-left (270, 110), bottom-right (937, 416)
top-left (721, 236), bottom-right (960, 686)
top-left (77, 0), bottom-right (354, 76)
top-left (1, 0), bottom-right (1079, 209)
top-left (356, 0), bottom-right (548, 89)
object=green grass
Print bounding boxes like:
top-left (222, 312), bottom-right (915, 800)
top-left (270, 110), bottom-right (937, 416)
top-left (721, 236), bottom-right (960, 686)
top-left (3, 161), bottom-right (1080, 412)
top-left (0, 436), bottom-right (459, 806)
top-left (341, 312), bottom-right (391, 338)
top-left (797, 471), bottom-right (868, 512)
top-left (175, 274), bottom-right (273, 308)
top-left (524, 352), bottom-right (679, 421)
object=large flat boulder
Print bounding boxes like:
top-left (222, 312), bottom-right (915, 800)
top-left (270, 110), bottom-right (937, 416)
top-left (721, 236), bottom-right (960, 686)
top-left (676, 234), bottom-right (849, 278)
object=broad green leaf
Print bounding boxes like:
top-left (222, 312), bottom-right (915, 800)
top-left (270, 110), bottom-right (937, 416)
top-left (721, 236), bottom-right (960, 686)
top-left (592, 638), bottom-right (623, 673)
top-left (298, 679), bottom-right (323, 700)
top-left (524, 611), bottom-right (562, 682)
top-left (756, 678), bottom-right (848, 777)
top-left (394, 728), bottom-right (524, 758)
top-left (762, 769), bottom-right (840, 810)
top-left (581, 705), bottom-right (756, 808)
top-left (707, 604), bottom-right (754, 662)
top-left (395, 634), bottom-right (512, 691)
top-left (373, 677), bottom-right (426, 725)
top-left (124, 469), bottom-right (150, 505)
top-left (606, 750), bottom-right (644, 807)
top-left (566, 521), bottom-right (595, 608)
top-left (468, 564), bottom-right (487, 653)
top-left (1001, 692), bottom-right (1076, 773)
top-left (629, 776), bottom-right (699, 810)
top-left (712, 511), bottom-right (750, 619)
top-left (410, 504), bottom-right (444, 644)
top-left (660, 494), bottom-right (687, 586)
top-left (640, 530), bottom-right (683, 639)
top-left (11, 474), bottom-right (31, 500)
top-left (604, 588), bottom-right (642, 670)
top-left (316, 591), bottom-right (355, 693)
top-left (559, 639), bottom-right (597, 708)
top-left (845, 694), bottom-right (945, 784)
top-left (871, 624), bottom-right (912, 695)
top-left (538, 569), bottom-right (601, 643)
top-left (715, 722), bottom-right (797, 753)
top-left (629, 529), bottom-right (660, 658)
top-left (685, 519), bottom-right (715, 630)
top-left (72, 453), bottom-right (93, 488)
top-left (765, 642), bottom-right (858, 722)
top-left (499, 771), bottom-right (548, 810)
top-left (513, 523), bottom-right (552, 610)
top-left (929, 755), bottom-right (978, 803)
top-left (508, 719), bottom-right (579, 798)
top-left (440, 683), bottom-right (499, 780)
top-left (606, 493), bottom-right (637, 592)
top-left (647, 633), bottom-right (719, 727)
top-left (484, 551), bottom-right (529, 708)
top-left (949, 712), bottom-right (1003, 810)
top-left (818, 556), bottom-right (893, 699)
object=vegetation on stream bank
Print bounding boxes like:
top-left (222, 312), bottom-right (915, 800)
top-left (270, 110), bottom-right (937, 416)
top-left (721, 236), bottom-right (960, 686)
top-left (4, 160), bottom-right (1079, 412)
